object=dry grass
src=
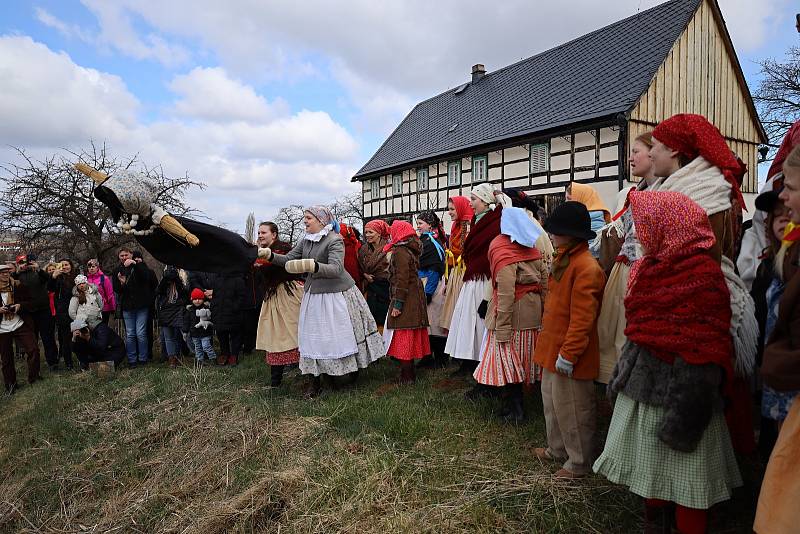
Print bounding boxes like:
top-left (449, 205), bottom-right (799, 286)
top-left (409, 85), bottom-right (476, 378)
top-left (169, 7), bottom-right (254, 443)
top-left (0, 355), bottom-right (756, 533)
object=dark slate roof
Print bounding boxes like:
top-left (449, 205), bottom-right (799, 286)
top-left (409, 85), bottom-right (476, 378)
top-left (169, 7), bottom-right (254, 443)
top-left (354, 0), bottom-right (702, 180)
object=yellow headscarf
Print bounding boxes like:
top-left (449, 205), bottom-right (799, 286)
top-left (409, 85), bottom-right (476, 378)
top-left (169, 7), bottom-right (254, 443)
top-left (569, 182), bottom-right (611, 223)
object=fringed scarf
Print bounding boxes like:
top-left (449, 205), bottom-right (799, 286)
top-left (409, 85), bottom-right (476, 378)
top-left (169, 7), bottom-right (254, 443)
top-left (358, 240), bottom-right (389, 281)
top-left (462, 205), bottom-right (502, 282)
top-left (625, 191), bottom-right (734, 392)
top-left (488, 234), bottom-right (542, 303)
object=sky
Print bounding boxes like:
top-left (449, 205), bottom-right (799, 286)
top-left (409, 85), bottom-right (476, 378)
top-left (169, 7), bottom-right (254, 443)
top-left (1, 0), bottom-right (797, 232)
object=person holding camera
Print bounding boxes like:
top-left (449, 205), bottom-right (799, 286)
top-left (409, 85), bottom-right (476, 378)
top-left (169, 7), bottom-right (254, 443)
top-left (14, 253), bottom-right (59, 371)
top-left (0, 263), bottom-right (42, 393)
top-left (70, 318), bottom-right (125, 370)
top-left (49, 259), bottom-right (77, 370)
top-left (112, 247), bottom-right (157, 367)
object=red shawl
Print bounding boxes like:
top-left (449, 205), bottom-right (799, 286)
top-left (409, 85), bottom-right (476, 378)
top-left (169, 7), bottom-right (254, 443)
top-left (462, 205), bottom-right (502, 281)
top-left (624, 191), bottom-right (733, 387)
top-left (383, 220), bottom-right (417, 252)
top-left (340, 222), bottom-right (363, 286)
top-left (488, 234), bottom-right (541, 300)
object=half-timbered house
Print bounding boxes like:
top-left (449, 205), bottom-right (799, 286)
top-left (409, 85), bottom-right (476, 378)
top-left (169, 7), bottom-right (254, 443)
top-left (353, 0), bottom-right (767, 227)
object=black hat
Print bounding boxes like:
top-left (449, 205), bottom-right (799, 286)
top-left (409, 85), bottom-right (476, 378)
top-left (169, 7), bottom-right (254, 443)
top-left (755, 188), bottom-right (783, 213)
top-left (544, 201), bottom-right (596, 241)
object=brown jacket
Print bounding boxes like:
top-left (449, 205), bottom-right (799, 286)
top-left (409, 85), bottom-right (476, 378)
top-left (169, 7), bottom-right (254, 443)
top-left (533, 242), bottom-right (605, 380)
top-left (386, 239), bottom-right (429, 330)
top-left (762, 242), bottom-right (800, 391)
top-left (485, 259), bottom-right (548, 342)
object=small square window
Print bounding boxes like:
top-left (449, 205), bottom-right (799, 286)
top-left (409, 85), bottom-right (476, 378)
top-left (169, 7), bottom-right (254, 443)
top-left (447, 161), bottom-right (461, 186)
top-left (530, 144), bottom-right (549, 174)
top-left (472, 156), bottom-right (487, 182)
top-left (417, 168), bottom-right (428, 191)
top-left (371, 179), bottom-right (379, 198)
top-left (392, 174), bottom-right (403, 195)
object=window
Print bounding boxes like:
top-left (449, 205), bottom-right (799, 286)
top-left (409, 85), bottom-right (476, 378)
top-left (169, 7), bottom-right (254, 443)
top-left (417, 168), bottom-right (428, 191)
top-left (371, 179), bottom-right (379, 198)
top-left (472, 155), bottom-right (487, 182)
top-left (447, 161), bottom-right (461, 186)
top-left (392, 174), bottom-right (403, 195)
top-left (530, 143), bottom-right (549, 173)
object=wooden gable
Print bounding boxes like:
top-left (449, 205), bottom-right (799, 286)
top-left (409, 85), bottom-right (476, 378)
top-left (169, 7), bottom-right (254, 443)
top-left (627, 0), bottom-right (766, 193)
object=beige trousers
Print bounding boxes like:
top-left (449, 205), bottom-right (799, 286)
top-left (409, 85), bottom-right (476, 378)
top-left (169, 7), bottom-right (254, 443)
top-left (541, 369), bottom-right (597, 474)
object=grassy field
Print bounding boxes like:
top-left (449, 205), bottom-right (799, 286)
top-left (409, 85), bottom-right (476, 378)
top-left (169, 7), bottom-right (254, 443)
top-left (0, 353), bottom-right (757, 533)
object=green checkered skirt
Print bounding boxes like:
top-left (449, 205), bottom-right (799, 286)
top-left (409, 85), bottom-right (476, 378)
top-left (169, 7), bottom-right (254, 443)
top-left (593, 393), bottom-right (742, 509)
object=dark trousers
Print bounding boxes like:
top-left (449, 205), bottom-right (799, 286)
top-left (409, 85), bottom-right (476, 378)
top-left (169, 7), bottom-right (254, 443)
top-left (217, 329), bottom-right (242, 357)
top-left (242, 308), bottom-right (259, 353)
top-left (31, 308), bottom-right (58, 366)
top-left (101, 311), bottom-right (112, 325)
top-left (55, 318), bottom-right (73, 368)
top-left (0, 322), bottom-right (41, 386)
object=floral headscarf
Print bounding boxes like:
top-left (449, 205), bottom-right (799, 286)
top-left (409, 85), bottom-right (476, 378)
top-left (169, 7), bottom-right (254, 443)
top-left (304, 205), bottom-right (340, 232)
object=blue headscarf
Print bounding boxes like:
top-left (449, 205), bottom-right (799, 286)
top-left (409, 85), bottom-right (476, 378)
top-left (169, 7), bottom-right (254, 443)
top-left (500, 207), bottom-right (542, 248)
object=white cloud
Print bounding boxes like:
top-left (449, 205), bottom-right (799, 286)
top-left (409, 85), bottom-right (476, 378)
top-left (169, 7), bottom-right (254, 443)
top-left (35, 7), bottom-right (94, 44)
top-left (168, 67), bottom-right (289, 123)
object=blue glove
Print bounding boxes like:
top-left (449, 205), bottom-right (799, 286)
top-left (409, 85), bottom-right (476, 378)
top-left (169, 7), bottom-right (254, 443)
top-left (555, 354), bottom-right (574, 377)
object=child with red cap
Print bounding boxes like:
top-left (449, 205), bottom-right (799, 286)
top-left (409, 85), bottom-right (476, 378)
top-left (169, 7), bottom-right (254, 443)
top-left (183, 288), bottom-right (216, 366)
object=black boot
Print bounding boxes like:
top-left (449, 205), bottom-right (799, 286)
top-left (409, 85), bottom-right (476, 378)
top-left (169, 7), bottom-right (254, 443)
top-left (497, 385), bottom-right (513, 418)
top-left (430, 336), bottom-right (449, 368)
top-left (503, 383), bottom-right (525, 423)
top-left (451, 359), bottom-right (478, 377)
top-left (303, 376), bottom-right (322, 398)
top-left (416, 354), bottom-right (436, 368)
top-left (465, 383), bottom-right (500, 400)
top-left (270, 365), bottom-right (285, 387)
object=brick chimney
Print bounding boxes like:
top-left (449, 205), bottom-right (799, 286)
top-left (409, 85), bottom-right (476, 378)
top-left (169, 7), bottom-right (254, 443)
top-left (471, 64), bottom-right (486, 83)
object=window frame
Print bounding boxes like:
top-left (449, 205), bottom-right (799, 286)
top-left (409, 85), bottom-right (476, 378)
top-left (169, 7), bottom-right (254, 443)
top-left (416, 168), bottom-right (429, 191)
top-left (472, 155), bottom-right (488, 183)
top-left (530, 143), bottom-right (550, 174)
top-left (392, 173), bottom-right (403, 196)
top-left (447, 161), bottom-right (461, 186)
top-left (370, 178), bottom-right (380, 198)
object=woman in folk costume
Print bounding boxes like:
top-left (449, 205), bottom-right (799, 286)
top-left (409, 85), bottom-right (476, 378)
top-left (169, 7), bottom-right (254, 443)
top-left (595, 132), bottom-right (658, 385)
top-left (474, 207), bottom-right (548, 422)
top-left (649, 113), bottom-right (758, 455)
top-left (258, 206), bottom-right (384, 397)
top-left (566, 182), bottom-right (611, 244)
top-left (593, 191), bottom-right (742, 534)
top-left (415, 210), bottom-right (447, 368)
top-left (754, 144), bottom-right (800, 534)
top-left (438, 196), bottom-right (473, 334)
top-left (340, 222), bottom-right (363, 288)
top-left (444, 184), bottom-right (503, 383)
top-left (254, 221), bottom-right (304, 387)
top-left (382, 220), bottom-right (430, 383)
top-left (357, 219), bottom-right (391, 333)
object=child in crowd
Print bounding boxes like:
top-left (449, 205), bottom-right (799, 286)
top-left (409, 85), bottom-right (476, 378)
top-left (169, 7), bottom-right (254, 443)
top-left (383, 220), bottom-right (430, 383)
top-left (533, 201), bottom-right (605, 479)
top-left (184, 288), bottom-right (216, 365)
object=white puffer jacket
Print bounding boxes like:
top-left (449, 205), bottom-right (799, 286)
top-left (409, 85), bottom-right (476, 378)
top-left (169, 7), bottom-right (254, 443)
top-left (69, 283), bottom-right (104, 328)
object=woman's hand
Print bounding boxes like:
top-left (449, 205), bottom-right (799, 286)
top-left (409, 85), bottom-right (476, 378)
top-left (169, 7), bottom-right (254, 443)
top-left (364, 273), bottom-right (374, 283)
top-left (390, 308), bottom-right (401, 317)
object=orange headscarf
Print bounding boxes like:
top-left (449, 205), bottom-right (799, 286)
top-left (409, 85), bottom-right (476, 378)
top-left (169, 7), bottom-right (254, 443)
top-left (569, 182), bottom-right (611, 222)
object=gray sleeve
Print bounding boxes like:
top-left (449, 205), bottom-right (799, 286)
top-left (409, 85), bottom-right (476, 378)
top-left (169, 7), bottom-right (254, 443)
top-left (68, 297), bottom-right (78, 320)
top-left (270, 240), bottom-right (304, 267)
top-left (314, 237), bottom-right (346, 278)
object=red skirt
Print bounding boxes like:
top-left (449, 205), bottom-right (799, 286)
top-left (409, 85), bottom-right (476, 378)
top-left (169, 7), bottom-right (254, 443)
top-left (387, 328), bottom-right (430, 361)
top-left (265, 348), bottom-right (300, 366)
top-left (474, 329), bottom-right (540, 386)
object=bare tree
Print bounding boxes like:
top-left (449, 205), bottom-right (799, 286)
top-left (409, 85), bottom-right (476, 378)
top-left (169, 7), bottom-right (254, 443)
top-left (273, 204), bottom-right (306, 245)
top-left (0, 143), bottom-right (203, 270)
top-left (329, 192), bottom-right (364, 231)
top-left (753, 46), bottom-right (800, 149)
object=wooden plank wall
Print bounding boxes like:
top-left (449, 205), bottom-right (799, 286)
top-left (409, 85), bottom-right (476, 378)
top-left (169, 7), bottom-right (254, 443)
top-left (628, 0), bottom-right (762, 193)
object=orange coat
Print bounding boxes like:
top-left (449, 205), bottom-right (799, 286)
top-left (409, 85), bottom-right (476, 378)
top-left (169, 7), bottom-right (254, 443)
top-left (534, 242), bottom-right (605, 380)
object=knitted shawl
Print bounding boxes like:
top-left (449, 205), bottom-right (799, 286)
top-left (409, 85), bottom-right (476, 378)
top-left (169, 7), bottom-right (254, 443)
top-left (624, 191), bottom-right (734, 388)
top-left (462, 205), bottom-right (502, 282)
top-left (656, 157), bottom-right (758, 376)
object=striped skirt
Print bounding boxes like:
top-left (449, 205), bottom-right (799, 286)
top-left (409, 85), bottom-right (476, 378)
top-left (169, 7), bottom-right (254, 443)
top-left (473, 329), bottom-right (540, 387)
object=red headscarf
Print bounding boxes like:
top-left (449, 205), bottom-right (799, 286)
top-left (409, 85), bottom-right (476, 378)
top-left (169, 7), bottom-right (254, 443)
top-left (365, 219), bottom-right (390, 240)
top-left (624, 191), bottom-right (733, 389)
top-left (339, 222), bottom-right (362, 285)
top-left (449, 196), bottom-right (474, 233)
top-left (383, 220), bottom-right (417, 253)
top-left (653, 114), bottom-right (747, 210)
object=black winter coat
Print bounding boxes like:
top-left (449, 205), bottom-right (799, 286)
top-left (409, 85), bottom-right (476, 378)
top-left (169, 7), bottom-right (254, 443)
top-left (156, 270), bottom-right (189, 328)
top-left (210, 274), bottom-right (245, 331)
top-left (112, 262), bottom-right (158, 311)
top-left (48, 272), bottom-right (76, 322)
top-left (73, 323), bottom-right (125, 365)
top-left (15, 268), bottom-right (50, 312)
top-left (187, 271), bottom-right (219, 293)
top-left (183, 303), bottom-right (214, 338)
